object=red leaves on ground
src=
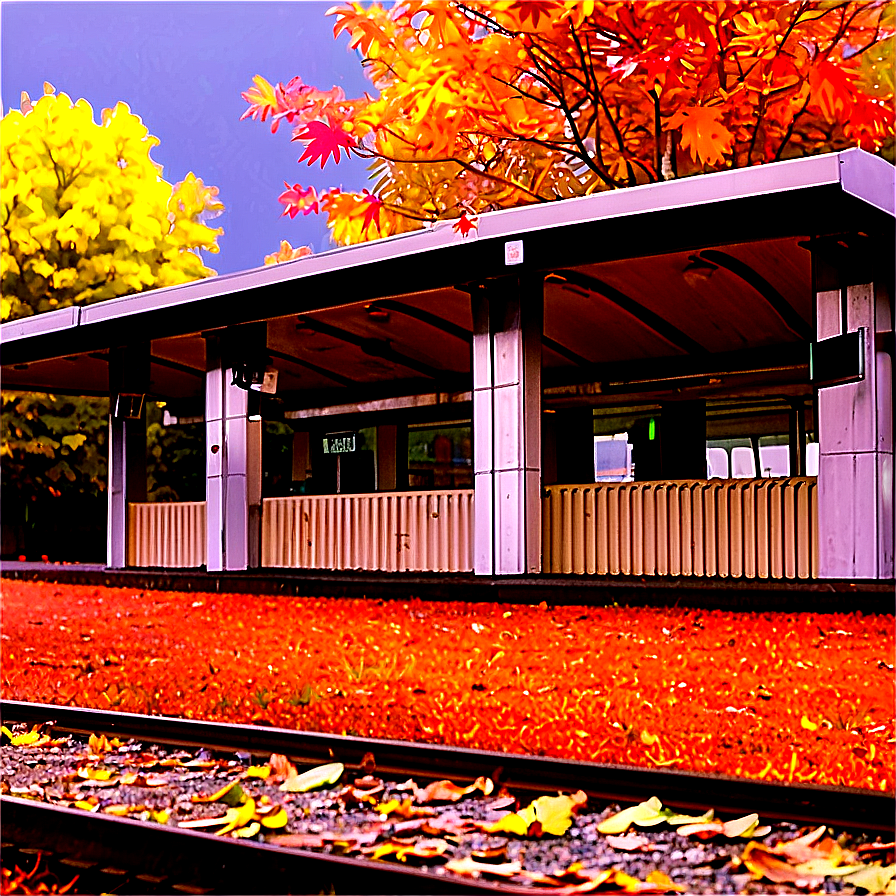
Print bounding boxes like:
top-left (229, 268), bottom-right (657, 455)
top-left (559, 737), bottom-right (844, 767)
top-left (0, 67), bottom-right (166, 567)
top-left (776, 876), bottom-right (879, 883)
top-left (0, 581), bottom-right (892, 793)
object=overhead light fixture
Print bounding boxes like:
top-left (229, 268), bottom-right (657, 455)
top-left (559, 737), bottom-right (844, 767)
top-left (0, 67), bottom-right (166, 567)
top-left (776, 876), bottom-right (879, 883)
top-left (365, 304), bottom-right (390, 321)
top-left (231, 353), bottom-right (278, 394)
top-left (682, 254), bottom-right (718, 288)
top-left (113, 392), bottom-right (145, 420)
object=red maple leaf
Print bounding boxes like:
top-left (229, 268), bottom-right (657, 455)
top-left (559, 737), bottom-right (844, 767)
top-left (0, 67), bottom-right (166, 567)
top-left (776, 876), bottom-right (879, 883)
top-left (293, 120), bottom-right (355, 168)
top-left (360, 192), bottom-right (383, 233)
top-left (278, 183), bottom-right (319, 218)
top-left (453, 212), bottom-right (479, 238)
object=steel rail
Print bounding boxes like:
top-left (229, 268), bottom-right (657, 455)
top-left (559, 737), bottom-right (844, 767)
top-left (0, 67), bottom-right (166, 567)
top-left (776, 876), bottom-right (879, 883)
top-left (3, 701), bottom-right (891, 832)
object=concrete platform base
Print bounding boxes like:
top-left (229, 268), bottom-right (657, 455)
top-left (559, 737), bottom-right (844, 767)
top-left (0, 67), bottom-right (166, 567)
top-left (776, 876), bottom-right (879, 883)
top-left (1, 562), bottom-right (892, 613)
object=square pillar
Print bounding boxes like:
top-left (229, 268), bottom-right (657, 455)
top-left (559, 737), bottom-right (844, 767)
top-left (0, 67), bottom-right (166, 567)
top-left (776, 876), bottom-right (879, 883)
top-left (472, 277), bottom-right (542, 575)
top-left (107, 344), bottom-right (148, 569)
top-left (815, 249), bottom-right (893, 579)
top-left (205, 329), bottom-right (264, 571)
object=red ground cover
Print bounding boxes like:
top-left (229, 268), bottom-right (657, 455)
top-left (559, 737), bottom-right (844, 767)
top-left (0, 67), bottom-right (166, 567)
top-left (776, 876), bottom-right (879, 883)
top-left (1, 580), bottom-right (892, 792)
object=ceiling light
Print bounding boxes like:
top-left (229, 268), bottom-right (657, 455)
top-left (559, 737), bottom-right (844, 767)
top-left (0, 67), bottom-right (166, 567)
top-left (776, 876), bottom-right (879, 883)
top-left (682, 255), bottom-right (718, 288)
top-left (365, 304), bottom-right (390, 321)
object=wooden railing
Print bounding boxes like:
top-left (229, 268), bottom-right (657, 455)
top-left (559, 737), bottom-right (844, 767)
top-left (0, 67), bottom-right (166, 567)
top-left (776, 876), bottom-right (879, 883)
top-left (542, 478), bottom-right (817, 579)
top-left (262, 490), bottom-right (474, 572)
top-left (128, 501), bottom-right (207, 568)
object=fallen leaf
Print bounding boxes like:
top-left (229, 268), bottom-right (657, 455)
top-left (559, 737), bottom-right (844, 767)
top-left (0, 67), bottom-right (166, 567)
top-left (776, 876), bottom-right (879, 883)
top-left (269, 833), bottom-right (326, 849)
top-left (606, 833), bottom-right (652, 851)
top-left (259, 807), bottom-right (289, 829)
top-left (374, 798), bottom-right (436, 819)
top-left (232, 821), bottom-right (261, 839)
top-left (677, 813), bottom-right (770, 840)
top-left (483, 791), bottom-right (587, 837)
top-left (269, 753), bottom-right (297, 780)
top-left (368, 838), bottom-right (450, 862)
top-left (244, 765), bottom-right (271, 779)
top-left (76, 766), bottom-right (115, 781)
top-left (416, 776), bottom-right (493, 803)
top-left (841, 863), bottom-right (896, 895)
top-left (597, 797), bottom-right (667, 834)
top-left (741, 842), bottom-right (825, 885)
top-left (192, 781), bottom-right (245, 806)
top-left (280, 761), bottom-right (344, 793)
top-left (444, 856), bottom-right (523, 878)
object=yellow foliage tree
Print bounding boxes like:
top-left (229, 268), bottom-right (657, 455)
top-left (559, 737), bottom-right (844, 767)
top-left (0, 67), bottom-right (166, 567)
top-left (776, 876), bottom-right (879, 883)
top-left (1, 84), bottom-right (224, 321)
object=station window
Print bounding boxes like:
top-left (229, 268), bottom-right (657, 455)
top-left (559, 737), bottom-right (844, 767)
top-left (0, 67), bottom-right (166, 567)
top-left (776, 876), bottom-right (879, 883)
top-left (408, 423), bottom-right (472, 489)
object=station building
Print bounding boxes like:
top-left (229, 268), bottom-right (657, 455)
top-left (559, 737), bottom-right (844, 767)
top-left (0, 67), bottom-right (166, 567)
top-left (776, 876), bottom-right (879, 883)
top-left (2, 150), bottom-right (893, 584)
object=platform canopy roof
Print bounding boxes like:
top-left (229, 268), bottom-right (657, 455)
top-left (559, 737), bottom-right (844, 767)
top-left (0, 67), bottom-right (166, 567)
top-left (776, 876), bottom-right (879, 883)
top-left (2, 149), bottom-right (893, 414)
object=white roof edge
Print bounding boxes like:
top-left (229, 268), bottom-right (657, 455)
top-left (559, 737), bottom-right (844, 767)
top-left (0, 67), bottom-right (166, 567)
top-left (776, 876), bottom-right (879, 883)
top-left (837, 147), bottom-right (895, 216)
top-left (3, 150), bottom-right (891, 346)
top-left (1, 305), bottom-right (80, 341)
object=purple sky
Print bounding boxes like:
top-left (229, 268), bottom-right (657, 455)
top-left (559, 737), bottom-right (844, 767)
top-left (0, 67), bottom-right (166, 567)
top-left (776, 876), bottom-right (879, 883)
top-left (1, 1), bottom-right (375, 274)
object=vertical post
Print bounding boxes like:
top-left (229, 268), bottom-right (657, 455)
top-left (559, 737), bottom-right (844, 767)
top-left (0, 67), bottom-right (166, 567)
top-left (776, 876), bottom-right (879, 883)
top-left (107, 344), bottom-right (148, 569)
top-left (815, 243), bottom-right (893, 579)
top-left (472, 277), bottom-right (542, 575)
top-left (377, 424), bottom-right (398, 491)
top-left (788, 399), bottom-right (806, 477)
top-left (205, 327), bottom-right (264, 572)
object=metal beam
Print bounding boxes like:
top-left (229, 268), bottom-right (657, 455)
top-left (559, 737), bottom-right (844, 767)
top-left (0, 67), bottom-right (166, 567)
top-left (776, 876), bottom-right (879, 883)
top-left (548, 270), bottom-right (708, 356)
top-left (295, 317), bottom-right (444, 378)
top-left (369, 300), bottom-right (473, 345)
top-left (266, 348), bottom-right (355, 388)
top-left (699, 250), bottom-right (811, 340)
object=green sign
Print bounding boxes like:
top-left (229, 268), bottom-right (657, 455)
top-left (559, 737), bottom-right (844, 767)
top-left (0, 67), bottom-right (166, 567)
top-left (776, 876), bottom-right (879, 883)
top-left (323, 432), bottom-right (356, 454)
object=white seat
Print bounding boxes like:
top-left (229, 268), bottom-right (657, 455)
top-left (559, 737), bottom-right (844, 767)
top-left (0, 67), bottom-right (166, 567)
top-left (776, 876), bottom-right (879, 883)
top-left (806, 442), bottom-right (819, 476)
top-left (731, 446), bottom-right (756, 479)
top-left (706, 447), bottom-right (729, 479)
top-left (759, 444), bottom-right (790, 477)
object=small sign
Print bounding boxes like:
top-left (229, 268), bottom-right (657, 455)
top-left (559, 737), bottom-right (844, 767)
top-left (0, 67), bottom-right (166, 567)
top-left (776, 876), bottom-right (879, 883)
top-left (810, 329), bottom-right (865, 388)
top-left (323, 432), bottom-right (356, 454)
top-left (505, 239), bottom-right (524, 266)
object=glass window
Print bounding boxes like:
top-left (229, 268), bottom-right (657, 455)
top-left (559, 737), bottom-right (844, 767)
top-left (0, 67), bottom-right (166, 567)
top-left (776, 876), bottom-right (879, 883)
top-left (408, 424), bottom-right (472, 489)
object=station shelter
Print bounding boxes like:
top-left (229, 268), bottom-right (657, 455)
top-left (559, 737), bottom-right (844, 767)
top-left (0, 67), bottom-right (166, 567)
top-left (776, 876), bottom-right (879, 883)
top-left (2, 150), bottom-right (893, 583)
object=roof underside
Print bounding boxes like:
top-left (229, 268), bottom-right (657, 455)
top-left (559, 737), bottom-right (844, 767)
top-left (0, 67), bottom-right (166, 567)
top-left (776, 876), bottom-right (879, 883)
top-left (2, 151), bottom-right (893, 413)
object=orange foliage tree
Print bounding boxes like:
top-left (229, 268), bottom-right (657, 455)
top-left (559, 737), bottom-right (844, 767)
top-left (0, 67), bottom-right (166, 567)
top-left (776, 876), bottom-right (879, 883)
top-left (243, 1), bottom-right (894, 250)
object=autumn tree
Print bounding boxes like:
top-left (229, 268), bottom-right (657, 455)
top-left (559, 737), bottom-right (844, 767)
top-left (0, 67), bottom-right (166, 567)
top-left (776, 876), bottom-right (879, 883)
top-left (243, 0), bottom-right (894, 251)
top-left (2, 85), bottom-right (223, 320)
top-left (1, 87), bottom-right (224, 556)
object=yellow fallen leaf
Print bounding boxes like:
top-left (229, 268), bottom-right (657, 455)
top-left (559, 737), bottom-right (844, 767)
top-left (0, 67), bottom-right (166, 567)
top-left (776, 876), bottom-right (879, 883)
top-left (74, 799), bottom-right (99, 811)
top-left (245, 765), bottom-right (271, 779)
top-left (217, 798), bottom-right (257, 836)
top-left (842, 863), bottom-right (896, 895)
top-left (232, 821), bottom-right (261, 839)
top-left (77, 766), bottom-right (115, 781)
top-left (598, 797), bottom-right (667, 834)
top-left (280, 762), bottom-right (344, 793)
top-left (259, 807), bottom-right (288, 829)
top-left (801, 715), bottom-right (819, 732)
top-left (1, 725), bottom-right (43, 746)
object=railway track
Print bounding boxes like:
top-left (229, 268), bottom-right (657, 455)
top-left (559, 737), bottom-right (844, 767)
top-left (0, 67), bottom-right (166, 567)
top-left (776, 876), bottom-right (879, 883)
top-left (2, 701), bottom-right (893, 895)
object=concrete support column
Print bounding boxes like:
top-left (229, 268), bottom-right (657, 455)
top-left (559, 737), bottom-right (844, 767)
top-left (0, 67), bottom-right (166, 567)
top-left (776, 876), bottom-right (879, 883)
top-left (816, 265), bottom-right (893, 579)
top-left (107, 344), bottom-right (149, 569)
top-left (472, 277), bottom-right (542, 575)
top-left (205, 330), bottom-right (263, 571)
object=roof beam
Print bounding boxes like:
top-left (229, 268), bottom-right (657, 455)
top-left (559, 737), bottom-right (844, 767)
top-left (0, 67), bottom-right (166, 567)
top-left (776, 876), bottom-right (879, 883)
top-left (295, 316), bottom-right (444, 378)
top-left (548, 270), bottom-right (707, 356)
top-left (698, 250), bottom-right (811, 340)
